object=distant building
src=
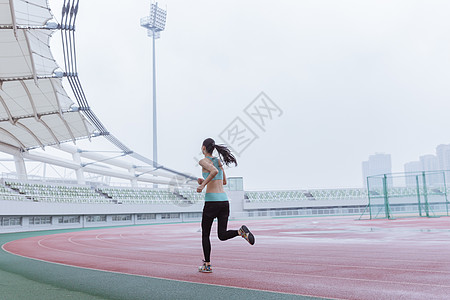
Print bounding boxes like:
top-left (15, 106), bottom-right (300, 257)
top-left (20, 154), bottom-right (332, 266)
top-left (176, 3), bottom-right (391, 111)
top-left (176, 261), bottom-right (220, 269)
top-left (362, 153), bottom-right (393, 188)
top-left (436, 144), bottom-right (450, 170)
top-left (362, 161), bottom-right (370, 187)
top-left (404, 154), bottom-right (441, 187)
top-left (405, 161), bottom-right (422, 173)
top-left (404, 161), bottom-right (422, 187)
top-left (421, 154), bottom-right (442, 186)
top-left (420, 155), bottom-right (438, 171)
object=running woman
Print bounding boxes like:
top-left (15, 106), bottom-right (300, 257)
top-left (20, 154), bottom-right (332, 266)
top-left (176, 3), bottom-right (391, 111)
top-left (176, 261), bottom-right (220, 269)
top-left (197, 138), bottom-right (255, 273)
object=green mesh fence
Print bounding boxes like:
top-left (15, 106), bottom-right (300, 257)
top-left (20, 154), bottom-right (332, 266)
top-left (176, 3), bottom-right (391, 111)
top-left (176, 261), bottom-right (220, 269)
top-left (363, 171), bottom-right (450, 219)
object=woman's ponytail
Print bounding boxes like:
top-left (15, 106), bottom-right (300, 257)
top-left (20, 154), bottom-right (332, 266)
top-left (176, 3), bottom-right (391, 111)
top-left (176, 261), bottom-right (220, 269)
top-left (215, 144), bottom-right (238, 167)
top-left (202, 138), bottom-right (238, 167)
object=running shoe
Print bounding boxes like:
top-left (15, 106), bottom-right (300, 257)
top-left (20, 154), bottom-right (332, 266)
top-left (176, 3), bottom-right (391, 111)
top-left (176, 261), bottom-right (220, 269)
top-left (198, 261), bottom-right (212, 273)
top-left (238, 225), bottom-right (255, 245)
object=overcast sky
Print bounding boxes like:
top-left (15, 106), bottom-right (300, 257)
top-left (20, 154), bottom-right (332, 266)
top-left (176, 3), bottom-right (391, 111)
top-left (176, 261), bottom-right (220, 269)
top-left (46, 0), bottom-right (450, 190)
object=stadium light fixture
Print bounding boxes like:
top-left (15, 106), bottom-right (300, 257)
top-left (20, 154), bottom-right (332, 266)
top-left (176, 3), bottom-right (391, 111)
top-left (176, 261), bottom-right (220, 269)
top-left (140, 2), bottom-right (167, 38)
top-left (140, 2), bottom-right (167, 185)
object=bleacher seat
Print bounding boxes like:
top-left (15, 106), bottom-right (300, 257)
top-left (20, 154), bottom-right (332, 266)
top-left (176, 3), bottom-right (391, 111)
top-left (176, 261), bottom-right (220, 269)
top-left (99, 187), bottom-right (203, 205)
top-left (244, 188), bottom-right (368, 203)
top-left (4, 180), bottom-right (109, 204)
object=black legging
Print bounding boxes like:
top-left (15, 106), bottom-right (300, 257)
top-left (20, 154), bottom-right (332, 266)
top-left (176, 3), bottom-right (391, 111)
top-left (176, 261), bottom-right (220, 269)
top-left (201, 201), bottom-right (239, 262)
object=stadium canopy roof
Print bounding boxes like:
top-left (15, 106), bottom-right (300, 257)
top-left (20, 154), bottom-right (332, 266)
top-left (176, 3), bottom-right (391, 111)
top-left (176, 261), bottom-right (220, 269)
top-left (0, 0), bottom-right (95, 150)
top-left (0, 0), bottom-right (196, 185)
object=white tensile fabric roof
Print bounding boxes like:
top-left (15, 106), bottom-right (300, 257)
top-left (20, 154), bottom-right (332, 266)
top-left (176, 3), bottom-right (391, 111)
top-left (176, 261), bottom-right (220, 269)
top-left (0, 0), bottom-right (94, 150)
top-left (0, 0), bottom-right (196, 184)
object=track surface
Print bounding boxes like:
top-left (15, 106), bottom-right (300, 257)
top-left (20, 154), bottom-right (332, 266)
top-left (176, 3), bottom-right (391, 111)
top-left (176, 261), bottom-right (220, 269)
top-left (3, 216), bottom-right (450, 299)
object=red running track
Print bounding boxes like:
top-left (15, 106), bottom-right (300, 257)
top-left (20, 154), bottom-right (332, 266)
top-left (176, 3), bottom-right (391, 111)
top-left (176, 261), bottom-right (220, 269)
top-left (3, 216), bottom-right (450, 299)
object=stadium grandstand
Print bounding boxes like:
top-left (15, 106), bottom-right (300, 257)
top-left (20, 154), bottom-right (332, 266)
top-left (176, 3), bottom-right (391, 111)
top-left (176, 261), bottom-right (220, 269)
top-left (0, 0), bottom-right (205, 231)
top-left (2, 0), bottom-right (446, 235)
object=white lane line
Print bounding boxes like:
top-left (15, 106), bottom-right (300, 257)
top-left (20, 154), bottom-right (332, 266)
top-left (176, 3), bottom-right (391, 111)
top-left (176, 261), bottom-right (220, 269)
top-left (1, 244), bottom-right (328, 300)
top-left (36, 231), bottom-right (450, 276)
top-left (5, 238), bottom-right (450, 290)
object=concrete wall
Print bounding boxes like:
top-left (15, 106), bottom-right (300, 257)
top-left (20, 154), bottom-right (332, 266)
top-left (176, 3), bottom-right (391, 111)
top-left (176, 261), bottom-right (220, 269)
top-left (0, 212), bottom-right (204, 234)
top-left (228, 190), bottom-right (245, 219)
top-left (242, 198), bottom-right (368, 210)
top-left (0, 199), bottom-right (203, 215)
top-left (0, 199), bottom-right (203, 233)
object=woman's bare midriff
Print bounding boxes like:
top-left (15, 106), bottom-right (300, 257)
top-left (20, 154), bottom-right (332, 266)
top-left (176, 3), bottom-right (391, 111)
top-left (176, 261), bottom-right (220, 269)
top-left (205, 178), bottom-right (225, 194)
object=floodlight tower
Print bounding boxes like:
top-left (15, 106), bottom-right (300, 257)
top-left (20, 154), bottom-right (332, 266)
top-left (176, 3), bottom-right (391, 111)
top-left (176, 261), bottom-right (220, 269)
top-left (140, 2), bottom-right (167, 173)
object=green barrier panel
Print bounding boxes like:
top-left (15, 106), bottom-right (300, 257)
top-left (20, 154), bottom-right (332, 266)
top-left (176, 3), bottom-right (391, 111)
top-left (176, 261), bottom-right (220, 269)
top-left (363, 170), bottom-right (450, 219)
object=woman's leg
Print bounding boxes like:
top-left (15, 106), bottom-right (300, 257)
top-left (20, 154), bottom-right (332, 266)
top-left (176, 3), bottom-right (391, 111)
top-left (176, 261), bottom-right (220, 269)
top-left (217, 201), bottom-right (239, 241)
top-left (201, 213), bottom-right (214, 262)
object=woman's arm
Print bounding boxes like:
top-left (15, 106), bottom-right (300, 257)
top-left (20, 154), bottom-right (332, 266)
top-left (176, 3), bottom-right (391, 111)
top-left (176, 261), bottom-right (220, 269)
top-left (219, 161), bottom-right (227, 186)
top-left (197, 158), bottom-right (218, 193)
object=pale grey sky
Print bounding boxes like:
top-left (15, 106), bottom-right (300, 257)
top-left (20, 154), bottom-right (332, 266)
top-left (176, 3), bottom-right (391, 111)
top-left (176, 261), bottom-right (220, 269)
top-left (48, 0), bottom-right (450, 190)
